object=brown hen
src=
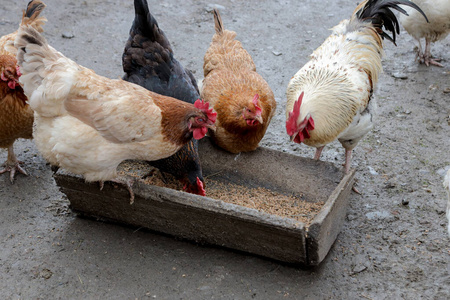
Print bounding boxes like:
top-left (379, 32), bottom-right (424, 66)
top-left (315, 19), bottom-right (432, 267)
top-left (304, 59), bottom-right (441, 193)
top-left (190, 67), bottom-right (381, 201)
top-left (0, 0), bottom-right (46, 182)
top-left (201, 9), bottom-right (276, 154)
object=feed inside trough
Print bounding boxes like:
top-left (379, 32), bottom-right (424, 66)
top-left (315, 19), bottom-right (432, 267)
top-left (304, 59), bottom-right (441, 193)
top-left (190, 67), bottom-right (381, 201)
top-left (117, 160), bottom-right (324, 225)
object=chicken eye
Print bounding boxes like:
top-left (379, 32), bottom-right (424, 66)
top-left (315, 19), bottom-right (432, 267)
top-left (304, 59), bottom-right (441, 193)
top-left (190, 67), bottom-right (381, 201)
top-left (197, 118), bottom-right (204, 123)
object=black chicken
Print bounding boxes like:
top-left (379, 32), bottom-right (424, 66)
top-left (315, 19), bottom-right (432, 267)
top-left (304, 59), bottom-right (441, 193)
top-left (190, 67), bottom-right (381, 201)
top-left (123, 0), bottom-right (205, 195)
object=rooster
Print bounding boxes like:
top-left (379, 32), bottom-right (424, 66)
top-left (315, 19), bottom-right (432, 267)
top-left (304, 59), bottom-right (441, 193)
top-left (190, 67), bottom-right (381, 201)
top-left (13, 20), bottom-right (216, 203)
top-left (201, 9), bottom-right (276, 154)
top-left (0, 0), bottom-right (45, 183)
top-left (123, 0), bottom-right (206, 196)
top-left (285, 0), bottom-right (427, 174)
top-left (444, 169), bottom-right (450, 237)
top-left (400, 0), bottom-right (449, 67)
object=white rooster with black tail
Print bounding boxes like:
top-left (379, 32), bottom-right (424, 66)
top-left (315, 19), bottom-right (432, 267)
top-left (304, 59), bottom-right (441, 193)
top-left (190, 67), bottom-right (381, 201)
top-left (286, 0), bottom-right (428, 174)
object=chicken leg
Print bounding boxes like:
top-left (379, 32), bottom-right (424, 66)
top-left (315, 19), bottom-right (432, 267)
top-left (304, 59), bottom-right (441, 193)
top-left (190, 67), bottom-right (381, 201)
top-left (0, 144), bottom-right (28, 183)
top-left (314, 146), bottom-right (325, 160)
top-left (344, 149), bottom-right (352, 174)
top-left (100, 177), bottom-right (136, 204)
top-left (423, 37), bottom-right (443, 67)
top-left (415, 39), bottom-right (443, 67)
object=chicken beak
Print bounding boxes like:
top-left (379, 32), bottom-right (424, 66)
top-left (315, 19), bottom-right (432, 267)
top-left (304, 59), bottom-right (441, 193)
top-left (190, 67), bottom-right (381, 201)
top-left (290, 134), bottom-right (296, 142)
top-left (207, 123), bottom-right (216, 132)
top-left (255, 115), bottom-right (263, 125)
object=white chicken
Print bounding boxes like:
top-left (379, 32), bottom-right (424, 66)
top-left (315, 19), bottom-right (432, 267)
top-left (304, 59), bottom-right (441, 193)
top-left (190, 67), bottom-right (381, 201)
top-left (12, 19), bottom-right (216, 202)
top-left (285, 0), bottom-right (427, 174)
top-left (400, 0), bottom-right (450, 67)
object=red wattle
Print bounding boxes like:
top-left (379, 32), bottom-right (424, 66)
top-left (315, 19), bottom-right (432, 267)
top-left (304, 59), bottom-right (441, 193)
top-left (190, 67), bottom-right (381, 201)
top-left (8, 81), bottom-right (17, 89)
top-left (193, 127), bottom-right (207, 140)
top-left (246, 119), bottom-right (258, 126)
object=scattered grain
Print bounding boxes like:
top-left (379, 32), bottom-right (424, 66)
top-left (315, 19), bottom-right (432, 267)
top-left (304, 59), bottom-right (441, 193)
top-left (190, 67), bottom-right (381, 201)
top-left (117, 160), bottom-right (324, 225)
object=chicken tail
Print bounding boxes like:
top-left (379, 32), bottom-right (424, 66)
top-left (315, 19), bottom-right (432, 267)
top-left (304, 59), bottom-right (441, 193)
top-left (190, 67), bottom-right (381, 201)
top-left (21, 0), bottom-right (47, 33)
top-left (15, 22), bottom-right (73, 116)
top-left (213, 9), bottom-right (224, 35)
top-left (131, 0), bottom-right (172, 48)
top-left (353, 0), bottom-right (428, 45)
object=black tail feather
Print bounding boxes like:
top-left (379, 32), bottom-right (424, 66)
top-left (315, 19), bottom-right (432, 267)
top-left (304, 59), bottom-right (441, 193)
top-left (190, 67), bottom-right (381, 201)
top-left (25, 0), bottom-right (46, 19)
top-left (132, 0), bottom-right (172, 49)
top-left (356, 0), bottom-right (428, 45)
top-left (213, 9), bottom-right (223, 34)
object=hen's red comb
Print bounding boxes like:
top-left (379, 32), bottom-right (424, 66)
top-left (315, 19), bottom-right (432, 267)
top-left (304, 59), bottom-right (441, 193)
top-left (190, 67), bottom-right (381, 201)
top-left (195, 99), bottom-right (217, 123)
top-left (285, 92), bottom-right (304, 136)
top-left (196, 177), bottom-right (206, 196)
top-left (253, 94), bottom-right (262, 114)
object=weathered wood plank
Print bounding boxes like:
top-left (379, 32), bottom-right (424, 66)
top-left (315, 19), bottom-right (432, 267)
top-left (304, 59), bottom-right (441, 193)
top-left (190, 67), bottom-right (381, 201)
top-left (306, 170), bottom-right (355, 265)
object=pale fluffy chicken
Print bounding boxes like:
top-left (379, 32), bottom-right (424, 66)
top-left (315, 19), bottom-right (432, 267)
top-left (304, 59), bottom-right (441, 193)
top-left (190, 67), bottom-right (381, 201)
top-left (13, 23), bottom-right (216, 202)
top-left (286, 0), bottom-right (427, 173)
top-left (444, 169), bottom-right (450, 237)
top-left (400, 0), bottom-right (449, 67)
top-left (0, 0), bottom-right (46, 182)
top-left (201, 9), bottom-right (276, 154)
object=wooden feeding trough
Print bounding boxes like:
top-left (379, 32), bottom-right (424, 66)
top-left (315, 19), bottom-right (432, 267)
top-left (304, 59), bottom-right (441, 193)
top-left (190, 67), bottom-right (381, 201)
top-left (53, 138), bottom-right (355, 266)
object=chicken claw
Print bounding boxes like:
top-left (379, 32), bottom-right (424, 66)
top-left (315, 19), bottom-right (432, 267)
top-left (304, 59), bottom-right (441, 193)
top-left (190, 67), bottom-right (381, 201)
top-left (0, 161), bottom-right (28, 183)
top-left (0, 146), bottom-right (28, 183)
top-left (99, 177), bottom-right (136, 204)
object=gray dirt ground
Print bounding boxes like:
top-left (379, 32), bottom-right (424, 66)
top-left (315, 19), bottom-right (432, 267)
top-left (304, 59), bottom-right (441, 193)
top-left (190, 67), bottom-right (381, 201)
top-left (0, 0), bottom-right (449, 299)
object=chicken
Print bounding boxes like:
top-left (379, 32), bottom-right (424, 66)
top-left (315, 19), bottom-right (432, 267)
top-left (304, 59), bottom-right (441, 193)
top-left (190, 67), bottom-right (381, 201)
top-left (13, 21), bottom-right (216, 203)
top-left (201, 9), bottom-right (276, 154)
top-left (285, 0), bottom-right (427, 174)
top-left (0, 0), bottom-right (46, 183)
top-left (444, 169), bottom-right (450, 237)
top-left (122, 0), bottom-right (206, 196)
top-left (400, 0), bottom-right (449, 67)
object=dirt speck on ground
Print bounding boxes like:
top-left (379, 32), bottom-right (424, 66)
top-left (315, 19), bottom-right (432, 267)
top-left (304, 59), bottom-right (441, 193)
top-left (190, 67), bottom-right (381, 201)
top-left (0, 0), bottom-right (449, 299)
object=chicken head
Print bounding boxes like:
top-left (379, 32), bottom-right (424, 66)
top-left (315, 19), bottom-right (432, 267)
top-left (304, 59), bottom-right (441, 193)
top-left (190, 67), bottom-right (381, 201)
top-left (0, 56), bottom-right (21, 90)
top-left (286, 92), bottom-right (315, 143)
top-left (242, 94), bottom-right (263, 126)
top-left (183, 176), bottom-right (206, 196)
top-left (190, 99), bottom-right (217, 140)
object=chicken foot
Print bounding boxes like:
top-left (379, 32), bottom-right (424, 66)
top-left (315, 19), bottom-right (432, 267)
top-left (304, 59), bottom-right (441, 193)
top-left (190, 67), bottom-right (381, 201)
top-left (415, 39), bottom-right (443, 67)
top-left (99, 177), bottom-right (136, 204)
top-left (0, 145), bottom-right (28, 183)
top-left (423, 38), bottom-right (443, 67)
top-left (142, 166), bottom-right (165, 182)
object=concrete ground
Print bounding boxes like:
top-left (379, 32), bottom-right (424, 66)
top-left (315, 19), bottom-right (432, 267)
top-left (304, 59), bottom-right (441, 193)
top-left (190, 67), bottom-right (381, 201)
top-left (0, 0), bottom-right (449, 299)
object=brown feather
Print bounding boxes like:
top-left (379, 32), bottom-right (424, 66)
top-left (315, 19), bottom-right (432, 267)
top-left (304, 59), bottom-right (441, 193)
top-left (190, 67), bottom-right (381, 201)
top-left (0, 84), bottom-right (33, 148)
top-left (153, 95), bottom-right (207, 146)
